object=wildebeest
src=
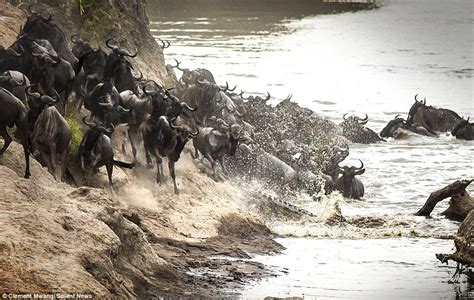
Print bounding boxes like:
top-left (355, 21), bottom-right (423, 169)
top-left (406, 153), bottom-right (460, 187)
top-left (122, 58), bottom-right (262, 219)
top-left (20, 7), bottom-right (77, 66)
top-left (104, 38), bottom-right (138, 93)
top-left (451, 117), bottom-right (474, 141)
top-left (0, 46), bottom-right (26, 74)
top-left (406, 95), bottom-right (462, 133)
top-left (26, 87), bottom-right (71, 181)
top-left (323, 143), bottom-right (349, 183)
top-left (0, 88), bottom-right (30, 178)
top-left (142, 116), bottom-right (198, 194)
top-left (192, 119), bottom-right (242, 181)
top-left (335, 159), bottom-right (365, 199)
top-left (380, 114), bottom-right (437, 138)
top-left (0, 71), bottom-right (30, 102)
top-left (79, 116), bottom-right (135, 187)
top-left (339, 114), bottom-right (383, 144)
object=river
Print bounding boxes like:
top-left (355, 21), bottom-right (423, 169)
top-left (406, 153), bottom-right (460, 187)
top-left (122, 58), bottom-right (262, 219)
top-left (147, 0), bottom-right (473, 298)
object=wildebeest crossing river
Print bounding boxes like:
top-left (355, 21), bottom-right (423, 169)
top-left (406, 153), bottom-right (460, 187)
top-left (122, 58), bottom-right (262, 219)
top-left (148, 0), bottom-right (473, 298)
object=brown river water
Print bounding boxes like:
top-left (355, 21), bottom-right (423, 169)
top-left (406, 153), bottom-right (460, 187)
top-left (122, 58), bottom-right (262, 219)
top-left (147, 0), bottom-right (473, 298)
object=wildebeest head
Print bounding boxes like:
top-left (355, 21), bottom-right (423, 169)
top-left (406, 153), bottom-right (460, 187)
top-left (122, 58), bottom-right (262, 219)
top-left (71, 33), bottom-right (92, 58)
top-left (0, 71), bottom-right (26, 88)
top-left (169, 117), bottom-right (199, 161)
top-left (338, 160), bottom-right (365, 199)
top-left (0, 45), bottom-right (24, 72)
top-left (406, 94), bottom-right (426, 124)
top-left (380, 115), bottom-right (406, 138)
top-left (20, 6), bottom-right (77, 66)
top-left (215, 118), bottom-right (242, 155)
top-left (104, 38), bottom-right (138, 81)
top-left (451, 117), bottom-right (474, 140)
top-left (324, 143), bottom-right (350, 180)
top-left (342, 113), bottom-right (369, 127)
top-left (25, 85), bottom-right (59, 130)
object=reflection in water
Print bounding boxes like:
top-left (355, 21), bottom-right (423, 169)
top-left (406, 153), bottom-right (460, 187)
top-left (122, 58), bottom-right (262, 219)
top-left (148, 0), bottom-right (473, 298)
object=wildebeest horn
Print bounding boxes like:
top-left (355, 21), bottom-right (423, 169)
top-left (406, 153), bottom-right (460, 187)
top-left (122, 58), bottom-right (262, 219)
top-left (82, 116), bottom-right (96, 127)
top-left (343, 113), bottom-right (348, 120)
top-left (99, 123), bottom-right (114, 134)
top-left (169, 118), bottom-right (181, 130)
top-left (158, 38), bottom-right (170, 49)
top-left (265, 92), bottom-right (271, 101)
top-left (172, 58), bottom-right (185, 71)
top-left (181, 102), bottom-right (197, 111)
top-left (7, 47), bottom-right (22, 57)
top-left (71, 33), bottom-right (80, 44)
top-left (99, 102), bottom-right (113, 108)
top-left (25, 85), bottom-right (40, 98)
top-left (28, 4), bottom-right (36, 14)
top-left (105, 38), bottom-right (115, 50)
top-left (284, 94), bottom-right (293, 101)
top-left (132, 70), bottom-right (143, 81)
top-left (394, 114), bottom-right (401, 119)
top-left (40, 95), bottom-right (57, 106)
top-left (118, 46), bottom-right (138, 58)
top-left (189, 126), bottom-right (199, 137)
top-left (197, 79), bottom-right (209, 86)
top-left (357, 159), bottom-right (364, 170)
top-left (422, 98), bottom-right (426, 105)
top-left (41, 10), bottom-right (52, 22)
top-left (50, 89), bottom-right (60, 101)
top-left (220, 82), bottom-right (236, 92)
top-left (359, 114), bottom-right (368, 124)
top-left (117, 105), bottom-right (130, 113)
top-left (414, 94), bottom-right (420, 102)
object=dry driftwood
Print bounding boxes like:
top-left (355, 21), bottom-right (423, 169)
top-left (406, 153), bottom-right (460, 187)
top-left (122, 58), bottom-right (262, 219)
top-left (415, 179), bottom-right (474, 221)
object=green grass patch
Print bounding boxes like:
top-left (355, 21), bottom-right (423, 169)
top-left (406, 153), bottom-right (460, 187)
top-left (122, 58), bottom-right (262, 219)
top-left (66, 114), bottom-right (84, 157)
top-left (77, 0), bottom-right (117, 43)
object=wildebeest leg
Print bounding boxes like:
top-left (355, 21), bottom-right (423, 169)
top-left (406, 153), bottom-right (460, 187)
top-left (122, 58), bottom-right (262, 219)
top-left (49, 142), bottom-right (58, 180)
top-left (0, 127), bottom-right (12, 156)
top-left (204, 153), bottom-right (218, 181)
top-left (106, 162), bottom-right (113, 187)
top-left (218, 157), bottom-right (228, 176)
top-left (60, 149), bottom-right (68, 182)
top-left (168, 159), bottom-right (178, 195)
top-left (156, 156), bottom-right (164, 184)
top-left (128, 127), bottom-right (138, 161)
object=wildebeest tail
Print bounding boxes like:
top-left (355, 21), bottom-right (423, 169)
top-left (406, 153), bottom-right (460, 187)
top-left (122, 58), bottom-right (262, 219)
top-left (113, 160), bottom-right (135, 169)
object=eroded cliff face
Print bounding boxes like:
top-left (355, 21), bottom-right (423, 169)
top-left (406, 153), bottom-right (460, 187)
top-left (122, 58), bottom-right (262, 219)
top-left (1, 0), bottom-right (167, 83)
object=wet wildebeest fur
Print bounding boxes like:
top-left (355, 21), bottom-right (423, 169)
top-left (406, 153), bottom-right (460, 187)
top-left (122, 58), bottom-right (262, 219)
top-left (406, 95), bottom-right (462, 134)
top-left (335, 160), bottom-right (365, 199)
top-left (380, 115), bottom-right (437, 138)
top-left (339, 114), bottom-right (383, 144)
top-left (451, 117), bottom-right (474, 141)
top-left (0, 88), bottom-right (30, 178)
top-left (27, 87), bottom-right (71, 181)
top-left (192, 119), bottom-right (242, 181)
top-left (79, 117), bottom-right (135, 187)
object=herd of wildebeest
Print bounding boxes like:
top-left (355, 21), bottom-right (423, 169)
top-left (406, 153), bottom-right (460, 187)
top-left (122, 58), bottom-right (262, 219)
top-left (0, 9), bottom-right (473, 199)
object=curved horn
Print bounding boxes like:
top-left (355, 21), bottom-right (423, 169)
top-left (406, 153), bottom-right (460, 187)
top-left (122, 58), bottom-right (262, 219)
top-left (343, 113), bottom-right (348, 121)
top-left (414, 94), bottom-right (420, 102)
top-left (181, 102), bottom-right (197, 111)
top-left (219, 81), bottom-right (230, 92)
top-left (7, 47), bottom-right (22, 57)
top-left (105, 38), bottom-right (115, 50)
top-left (82, 116), bottom-right (96, 127)
top-left (71, 33), bottom-right (80, 44)
top-left (169, 118), bottom-right (181, 130)
top-left (117, 105), bottom-right (130, 113)
top-left (172, 58), bottom-right (185, 71)
top-left (189, 126), bottom-right (199, 137)
top-left (132, 70), bottom-right (143, 81)
top-left (197, 79), bottom-right (209, 86)
top-left (28, 4), bottom-right (36, 14)
top-left (284, 94), bottom-right (293, 101)
top-left (99, 123), bottom-right (114, 134)
top-left (422, 98), bottom-right (426, 105)
top-left (359, 114), bottom-right (368, 124)
top-left (357, 159), bottom-right (364, 170)
top-left (118, 46), bottom-right (138, 58)
top-left (394, 114), bottom-right (401, 119)
top-left (265, 92), bottom-right (271, 101)
top-left (50, 89), bottom-right (60, 101)
top-left (25, 85), bottom-right (40, 98)
top-left (41, 10), bottom-right (52, 22)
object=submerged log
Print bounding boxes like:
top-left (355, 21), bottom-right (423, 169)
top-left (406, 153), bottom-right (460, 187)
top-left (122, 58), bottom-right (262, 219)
top-left (415, 179), bottom-right (474, 221)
